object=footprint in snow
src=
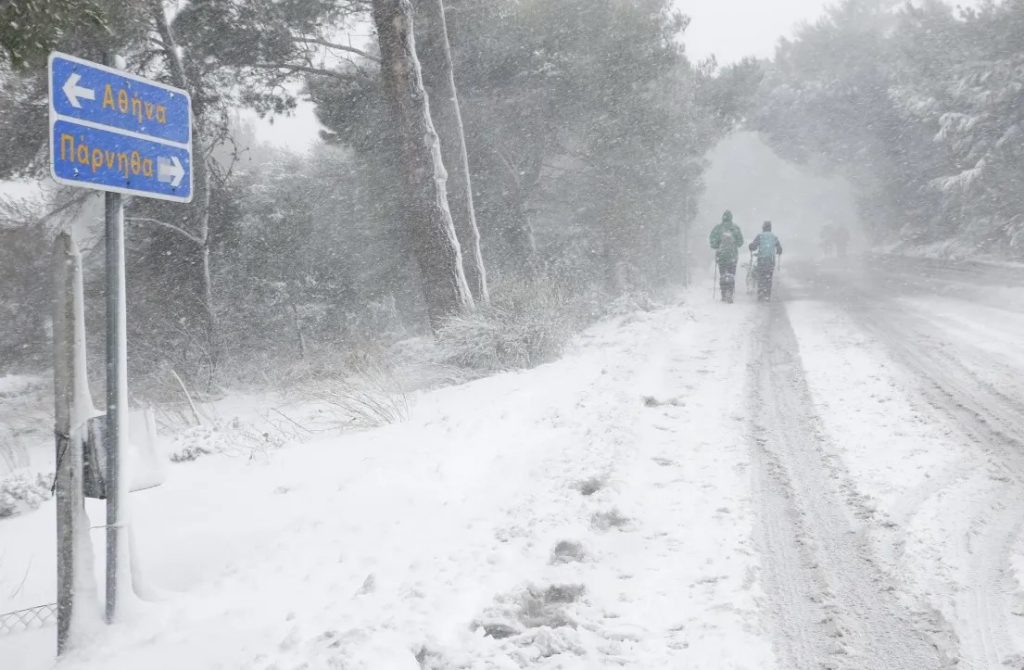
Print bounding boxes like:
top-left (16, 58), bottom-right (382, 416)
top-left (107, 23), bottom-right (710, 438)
top-left (550, 540), bottom-right (587, 564)
top-left (574, 476), bottom-right (606, 496)
top-left (642, 395), bottom-right (685, 408)
top-left (355, 573), bottom-right (375, 596)
top-left (591, 509), bottom-right (634, 532)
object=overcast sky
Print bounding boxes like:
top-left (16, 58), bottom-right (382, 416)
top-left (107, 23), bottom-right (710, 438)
top-left (679, 0), bottom-right (832, 65)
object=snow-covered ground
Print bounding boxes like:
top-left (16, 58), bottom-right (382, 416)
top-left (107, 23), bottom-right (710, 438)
top-left (2, 288), bottom-right (775, 669)
top-left (5, 254), bottom-right (1024, 669)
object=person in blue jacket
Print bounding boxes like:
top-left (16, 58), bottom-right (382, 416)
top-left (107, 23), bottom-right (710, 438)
top-left (749, 221), bottom-right (783, 302)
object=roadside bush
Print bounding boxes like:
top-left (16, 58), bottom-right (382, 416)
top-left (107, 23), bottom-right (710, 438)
top-left (0, 426), bottom-right (22, 475)
top-left (605, 291), bottom-right (659, 317)
top-left (437, 282), bottom-right (575, 372)
top-left (166, 416), bottom-right (294, 462)
top-left (305, 361), bottom-right (411, 430)
top-left (0, 471), bottom-right (51, 518)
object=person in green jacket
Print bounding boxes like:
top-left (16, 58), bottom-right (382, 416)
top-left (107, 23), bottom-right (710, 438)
top-left (709, 210), bottom-right (744, 303)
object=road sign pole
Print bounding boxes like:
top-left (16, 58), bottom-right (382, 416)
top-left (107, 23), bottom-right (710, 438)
top-left (102, 51), bottom-right (128, 624)
top-left (104, 187), bottom-right (127, 623)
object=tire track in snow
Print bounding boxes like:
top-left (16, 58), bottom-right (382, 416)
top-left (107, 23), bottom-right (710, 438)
top-left (840, 294), bottom-right (1024, 670)
top-left (795, 261), bottom-right (1024, 668)
top-left (748, 302), bottom-right (951, 670)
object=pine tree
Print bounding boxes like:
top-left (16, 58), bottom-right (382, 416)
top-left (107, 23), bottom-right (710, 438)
top-left (414, 0), bottom-right (489, 303)
top-left (371, 0), bottom-right (474, 330)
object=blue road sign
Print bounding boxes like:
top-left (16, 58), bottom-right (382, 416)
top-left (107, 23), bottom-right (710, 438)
top-left (48, 52), bottom-right (193, 203)
top-left (52, 121), bottom-right (192, 200)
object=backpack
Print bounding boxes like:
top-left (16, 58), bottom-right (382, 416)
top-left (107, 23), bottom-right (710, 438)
top-left (720, 229), bottom-right (735, 249)
top-left (757, 232), bottom-right (778, 264)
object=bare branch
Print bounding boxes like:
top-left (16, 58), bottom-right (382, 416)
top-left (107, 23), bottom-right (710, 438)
top-left (1, 190), bottom-right (94, 229)
top-left (126, 217), bottom-right (203, 246)
top-left (246, 63), bottom-right (363, 82)
top-left (292, 36), bottom-right (380, 63)
top-left (492, 145), bottom-right (521, 191)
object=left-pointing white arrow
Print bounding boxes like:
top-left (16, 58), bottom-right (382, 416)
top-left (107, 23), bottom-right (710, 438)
top-left (62, 73), bottom-right (95, 109)
top-left (157, 156), bottom-right (185, 188)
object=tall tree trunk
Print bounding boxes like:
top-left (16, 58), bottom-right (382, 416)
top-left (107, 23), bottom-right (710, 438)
top-left (371, 0), bottom-right (474, 330)
top-left (149, 0), bottom-right (217, 367)
top-left (413, 0), bottom-right (489, 303)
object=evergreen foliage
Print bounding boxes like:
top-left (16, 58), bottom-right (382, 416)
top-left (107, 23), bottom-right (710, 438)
top-left (0, 0), bottom-right (756, 390)
top-left (757, 0), bottom-right (1024, 256)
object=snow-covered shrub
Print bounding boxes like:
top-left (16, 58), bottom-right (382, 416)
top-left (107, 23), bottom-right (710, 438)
top-left (167, 418), bottom-right (291, 462)
top-left (309, 363), bottom-right (411, 430)
top-left (0, 375), bottom-right (48, 474)
top-left (434, 311), bottom-right (507, 370)
top-left (437, 282), bottom-right (574, 371)
top-left (0, 425), bottom-right (22, 474)
top-left (0, 471), bottom-right (51, 518)
top-left (388, 337), bottom-right (473, 391)
top-left (604, 291), bottom-right (659, 317)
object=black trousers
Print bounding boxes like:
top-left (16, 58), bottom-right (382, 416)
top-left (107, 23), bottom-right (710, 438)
top-left (755, 262), bottom-right (775, 301)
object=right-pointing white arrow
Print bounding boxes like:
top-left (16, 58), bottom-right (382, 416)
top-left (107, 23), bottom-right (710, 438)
top-left (157, 156), bottom-right (184, 188)
top-left (62, 72), bottom-right (95, 109)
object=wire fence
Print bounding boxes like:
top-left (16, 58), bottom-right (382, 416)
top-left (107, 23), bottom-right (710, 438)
top-left (0, 603), bottom-right (57, 636)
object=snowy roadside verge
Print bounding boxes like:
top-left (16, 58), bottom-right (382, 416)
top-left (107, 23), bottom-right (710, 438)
top-left (2, 287), bottom-right (775, 670)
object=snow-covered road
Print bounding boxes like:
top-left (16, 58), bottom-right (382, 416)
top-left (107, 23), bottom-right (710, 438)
top-left (782, 257), bottom-right (1024, 669)
top-left (748, 302), bottom-right (951, 669)
top-left (4, 254), bottom-right (1024, 669)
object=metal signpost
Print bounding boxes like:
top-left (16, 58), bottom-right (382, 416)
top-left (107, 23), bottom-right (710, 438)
top-left (48, 51), bottom-right (193, 637)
